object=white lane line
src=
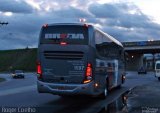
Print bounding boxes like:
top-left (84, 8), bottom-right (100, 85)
top-left (0, 85), bottom-right (36, 96)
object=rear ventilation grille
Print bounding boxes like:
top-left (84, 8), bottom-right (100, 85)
top-left (44, 51), bottom-right (84, 60)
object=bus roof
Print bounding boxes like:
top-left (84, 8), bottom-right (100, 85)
top-left (44, 23), bottom-right (88, 27)
top-left (95, 28), bottom-right (123, 47)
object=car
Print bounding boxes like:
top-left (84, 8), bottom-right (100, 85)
top-left (11, 70), bottom-right (25, 78)
top-left (138, 67), bottom-right (147, 74)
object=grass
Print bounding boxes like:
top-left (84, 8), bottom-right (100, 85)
top-left (0, 48), bottom-right (37, 72)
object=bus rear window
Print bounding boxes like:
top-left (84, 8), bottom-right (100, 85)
top-left (40, 25), bottom-right (88, 45)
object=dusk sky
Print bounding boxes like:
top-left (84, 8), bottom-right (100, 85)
top-left (0, 0), bottom-right (160, 50)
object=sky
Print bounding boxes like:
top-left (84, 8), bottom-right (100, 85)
top-left (0, 0), bottom-right (160, 50)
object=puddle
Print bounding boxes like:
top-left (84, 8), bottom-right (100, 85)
top-left (98, 90), bottom-right (129, 113)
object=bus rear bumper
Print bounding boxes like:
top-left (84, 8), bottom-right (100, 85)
top-left (37, 80), bottom-right (99, 96)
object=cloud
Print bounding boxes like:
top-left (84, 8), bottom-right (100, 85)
top-left (0, 1), bottom-right (160, 50)
top-left (0, 13), bottom-right (80, 50)
top-left (88, 2), bottom-right (160, 41)
top-left (0, 0), bottom-right (34, 13)
top-left (88, 3), bottom-right (151, 28)
top-left (89, 3), bottom-right (121, 18)
top-left (53, 6), bottom-right (92, 18)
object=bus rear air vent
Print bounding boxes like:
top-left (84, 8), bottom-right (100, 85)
top-left (44, 51), bottom-right (84, 60)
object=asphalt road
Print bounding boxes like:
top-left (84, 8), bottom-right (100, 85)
top-left (126, 73), bottom-right (160, 113)
top-left (0, 72), bottom-right (157, 113)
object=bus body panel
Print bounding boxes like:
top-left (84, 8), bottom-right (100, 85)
top-left (37, 80), bottom-right (99, 96)
top-left (95, 59), bottom-right (121, 90)
top-left (37, 23), bottom-right (125, 97)
top-left (38, 44), bottom-right (95, 84)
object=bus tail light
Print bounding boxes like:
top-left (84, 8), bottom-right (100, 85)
top-left (37, 61), bottom-right (42, 79)
top-left (83, 63), bottom-right (92, 84)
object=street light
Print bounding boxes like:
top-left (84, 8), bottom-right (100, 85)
top-left (79, 18), bottom-right (86, 23)
top-left (148, 39), bottom-right (154, 42)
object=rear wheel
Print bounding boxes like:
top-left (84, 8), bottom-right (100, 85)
top-left (158, 77), bottom-right (160, 81)
top-left (117, 75), bottom-right (124, 89)
top-left (117, 84), bottom-right (121, 89)
top-left (99, 78), bottom-right (109, 99)
top-left (99, 85), bottom-right (107, 99)
top-left (122, 75), bottom-right (125, 84)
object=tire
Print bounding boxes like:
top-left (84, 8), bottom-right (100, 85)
top-left (100, 85), bottom-right (107, 99)
top-left (158, 77), bottom-right (160, 81)
top-left (117, 84), bottom-right (122, 89)
top-left (122, 75), bottom-right (125, 84)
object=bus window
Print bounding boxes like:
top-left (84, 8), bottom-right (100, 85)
top-left (40, 25), bottom-right (88, 45)
top-left (156, 64), bottom-right (160, 69)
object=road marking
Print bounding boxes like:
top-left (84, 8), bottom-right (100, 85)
top-left (0, 85), bottom-right (36, 96)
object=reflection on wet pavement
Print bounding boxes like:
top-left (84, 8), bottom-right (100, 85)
top-left (98, 91), bottom-right (129, 113)
top-left (126, 83), bottom-right (160, 113)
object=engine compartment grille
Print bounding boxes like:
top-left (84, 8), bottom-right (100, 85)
top-left (44, 51), bottom-right (84, 60)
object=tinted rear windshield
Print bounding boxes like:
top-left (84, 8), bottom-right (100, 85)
top-left (40, 25), bottom-right (88, 45)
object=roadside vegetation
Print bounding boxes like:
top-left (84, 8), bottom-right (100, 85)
top-left (0, 78), bottom-right (5, 82)
top-left (0, 48), bottom-right (37, 72)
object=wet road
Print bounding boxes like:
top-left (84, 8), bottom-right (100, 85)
top-left (0, 72), bottom-right (156, 113)
top-left (126, 74), bottom-right (160, 113)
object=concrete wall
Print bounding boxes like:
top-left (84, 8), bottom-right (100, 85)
top-left (126, 54), bottom-right (143, 71)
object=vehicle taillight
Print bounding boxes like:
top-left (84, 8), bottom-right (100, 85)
top-left (84, 24), bottom-right (88, 28)
top-left (43, 24), bottom-right (48, 28)
top-left (60, 42), bottom-right (67, 45)
top-left (37, 61), bottom-right (42, 79)
top-left (83, 63), bottom-right (92, 84)
top-left (86, 63), bottom-right (92, 76)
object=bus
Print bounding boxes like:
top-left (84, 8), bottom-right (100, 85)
top-left (155, 61), bottom-right (160, 81)
top-left (37, 23), bottom-right (126, 98)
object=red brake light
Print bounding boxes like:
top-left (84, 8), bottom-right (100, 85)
top-left (86, 63), bottom-right (92, 76)
top-left (60, 42), bottom-right (67, 45)
top-left (43, 24), bottom-right (48, 28)
top-left (37, 61), bottom-right (42, 79)
top-left (83, 63), bottom-right (92, 84)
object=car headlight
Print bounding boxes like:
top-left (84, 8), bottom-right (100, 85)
top-left (12, 74), bottom-right (16, 76)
